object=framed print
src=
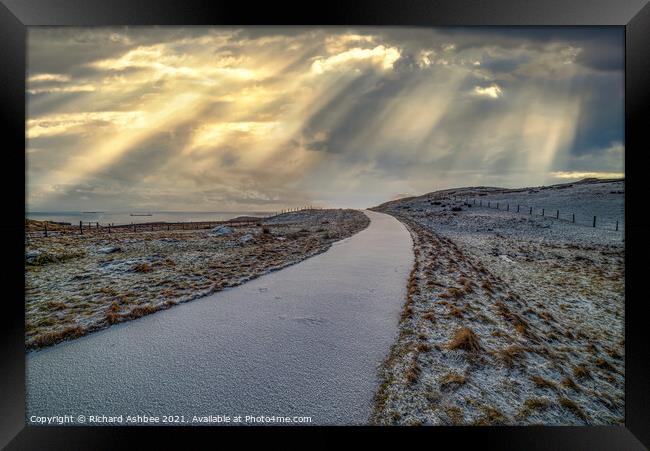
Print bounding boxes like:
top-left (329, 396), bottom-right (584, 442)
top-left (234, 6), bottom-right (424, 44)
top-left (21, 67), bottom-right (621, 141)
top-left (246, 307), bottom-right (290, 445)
top-left (1, 0), bottom-right (649, 448)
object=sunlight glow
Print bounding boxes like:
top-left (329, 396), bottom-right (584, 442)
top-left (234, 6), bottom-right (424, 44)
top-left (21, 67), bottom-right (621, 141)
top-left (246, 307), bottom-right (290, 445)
top-left (26, 27), bottom-right (623, 210)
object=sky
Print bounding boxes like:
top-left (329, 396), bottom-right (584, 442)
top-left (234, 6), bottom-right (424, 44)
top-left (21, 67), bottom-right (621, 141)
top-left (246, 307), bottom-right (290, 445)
top-left (26, 27), bottom-right (624, 211)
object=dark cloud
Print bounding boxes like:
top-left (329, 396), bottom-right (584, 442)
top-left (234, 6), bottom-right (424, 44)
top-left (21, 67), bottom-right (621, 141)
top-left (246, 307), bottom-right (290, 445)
top-left (27, 27), bottom-right (624, 210)
top-left (570, 73), bottom-right (624, 156)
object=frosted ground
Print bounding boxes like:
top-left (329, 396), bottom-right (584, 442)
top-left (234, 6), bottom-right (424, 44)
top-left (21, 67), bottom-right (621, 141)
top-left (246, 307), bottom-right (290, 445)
top-left (25, 209), bottom-right (369, 349)
top-left (26, 211), bottom-right (412, 425)
top-left (372, 179), bottom-right (624, 425)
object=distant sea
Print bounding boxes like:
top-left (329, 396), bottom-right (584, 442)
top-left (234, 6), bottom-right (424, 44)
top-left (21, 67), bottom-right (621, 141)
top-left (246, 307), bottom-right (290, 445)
top-left (26, 211), bottom-right (273, 226)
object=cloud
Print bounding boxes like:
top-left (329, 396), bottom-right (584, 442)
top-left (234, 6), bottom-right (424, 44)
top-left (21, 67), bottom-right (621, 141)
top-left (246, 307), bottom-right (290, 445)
top-left (28, 73), bottom-right (71, 83)
top-left (473, 84), bottom-right (502, 98)
top-left (549, 171), bottom-right (624, 180)
top-left (311, 45), bottom-right (401, 74)
top-left (27, 84), bottom-right (96, 95)
top-left (26, 27), bottom-right (624, 211)
top-left (27, 111), bottom-right (145, 138)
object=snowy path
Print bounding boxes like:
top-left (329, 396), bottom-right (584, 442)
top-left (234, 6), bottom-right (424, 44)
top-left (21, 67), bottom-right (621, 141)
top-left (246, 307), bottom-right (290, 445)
top-left (26, 210), bottom-right (413, 425)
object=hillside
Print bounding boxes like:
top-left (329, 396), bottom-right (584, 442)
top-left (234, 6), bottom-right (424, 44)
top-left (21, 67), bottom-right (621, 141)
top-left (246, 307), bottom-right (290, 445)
top-left (370, 179), bottom-right (624, 425)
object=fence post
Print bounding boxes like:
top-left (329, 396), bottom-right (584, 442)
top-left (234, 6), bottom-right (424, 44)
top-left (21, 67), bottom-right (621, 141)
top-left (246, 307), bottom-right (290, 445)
top-left (529, 207), bottom-right (532, 215)
top-left (496, 202), bottom-right (499, 209)
top-left (593, 216), bottom-right (596, 227)
top-left (96, 222), bottom-right (99, 229)
top-left (542, 208), bottom-right (545, 216)
top-left (507, 204), bottom-right (509, 211)
top-left (556, 210), bottom-right (559, 219)
top-left (108, 224), bottom-right (111, 234)
top-left (79, 220), bottom-right (83, 235)
top-left (133, 222), bottom-right (136, 232)
top-left (572, 213), bottom-right (575, 223)
top-left (44, 221), bottom-right (48, 237)
top-left (517, 204), bottom-right (520, 213)
top-left (616, 220), bottom-right (619, 231)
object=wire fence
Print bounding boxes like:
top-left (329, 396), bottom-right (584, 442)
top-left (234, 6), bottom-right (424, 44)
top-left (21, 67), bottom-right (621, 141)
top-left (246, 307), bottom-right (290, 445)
top-left (27, 207), bottom-right (323, 238)
top-left (440, 194), bottom-right (623, 232)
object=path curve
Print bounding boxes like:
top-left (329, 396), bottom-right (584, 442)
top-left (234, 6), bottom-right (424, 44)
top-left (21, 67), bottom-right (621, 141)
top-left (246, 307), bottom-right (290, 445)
top-left (26, 210), bottom-right (413, 425)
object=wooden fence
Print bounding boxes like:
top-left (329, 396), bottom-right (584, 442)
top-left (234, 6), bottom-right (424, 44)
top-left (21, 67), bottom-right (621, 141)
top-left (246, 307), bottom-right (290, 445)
top-left (28, 207), bottom-right (323, 238)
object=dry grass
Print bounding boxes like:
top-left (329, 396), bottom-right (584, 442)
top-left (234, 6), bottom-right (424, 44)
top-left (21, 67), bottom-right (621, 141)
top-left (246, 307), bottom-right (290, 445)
top-left (448, 305), bottom-right (465, 318)
top-left (444, 406), bottom-right (464, 424)
top-left (107, 303), bottom-right (162, 324)
top-left (407, 274), bottom-right (419, 297)
top-left (439, 372), bottom-right (466, 389)
top-left (573, 364), bottom-right (591, 380)
top-left (29, 325), bottom-right (85, 349)
top-left (422, 312), bottom-right (435, 322)
top-left (475, 406), bottom-right (507, 425)
top-left (447, 327), bottom-right (482, 353)
top-left (495, 345), bottom-right (526, 367)
top-left (481, 279), bottom-right (493, 293)
top-left (594, 358), bottom-right (617, 373)
top-left (440, 287), bottom-right (464, 300)
top-left (105, 311), bottom-right (120, 325)
top-left (400, 304), bottom-right (413, 321)
top-left (405, 360), bottom-right (421, 385)
top-left (559, 396), bottom-right (590, 422)
top-left (26, 250), bottom-right (86, 266)
top-left (495, 300), bottom-right (529, 336)
top-left (524, 397), bottom-right (551, 410)
top-left (373, 378), bottom-right (394, 418)
top-left (518, 397), bottom-right (552, 419)
top-left (43, 301), bottom-right (67, 311)
top-left (127, 304), bottom-right (159, 319)
top-left (530, 375), bottom-right (557, 391)
top-left (133, 262), bottom-right (153, 273)
top-left (561, 376), bottom-right (580, 391)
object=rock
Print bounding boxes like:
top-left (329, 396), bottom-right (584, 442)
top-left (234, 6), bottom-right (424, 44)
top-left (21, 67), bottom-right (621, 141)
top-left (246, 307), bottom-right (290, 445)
top-left (156, 238), bottom-right (181, 243)
top-left (26, 250), bottom-right (42, 263)
top-left (98, 246), bottom-right (121, 254)
top-left (209, 225), bottom-right (233, 236)
top-left (239, 233), bottom-right (254, 243)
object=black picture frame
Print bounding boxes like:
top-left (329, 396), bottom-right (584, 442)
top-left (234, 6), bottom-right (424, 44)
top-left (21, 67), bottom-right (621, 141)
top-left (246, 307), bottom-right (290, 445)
top-left (1, 0), bottom-right (648, 448)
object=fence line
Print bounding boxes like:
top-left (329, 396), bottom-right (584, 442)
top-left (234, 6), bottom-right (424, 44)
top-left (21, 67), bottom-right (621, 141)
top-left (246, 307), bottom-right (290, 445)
top-left (28, 206), bottom-right (324, 238)
top-left (276, 206), bottom-right (321, 215)
top-left (440, 194), bottom-right (623, 232)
